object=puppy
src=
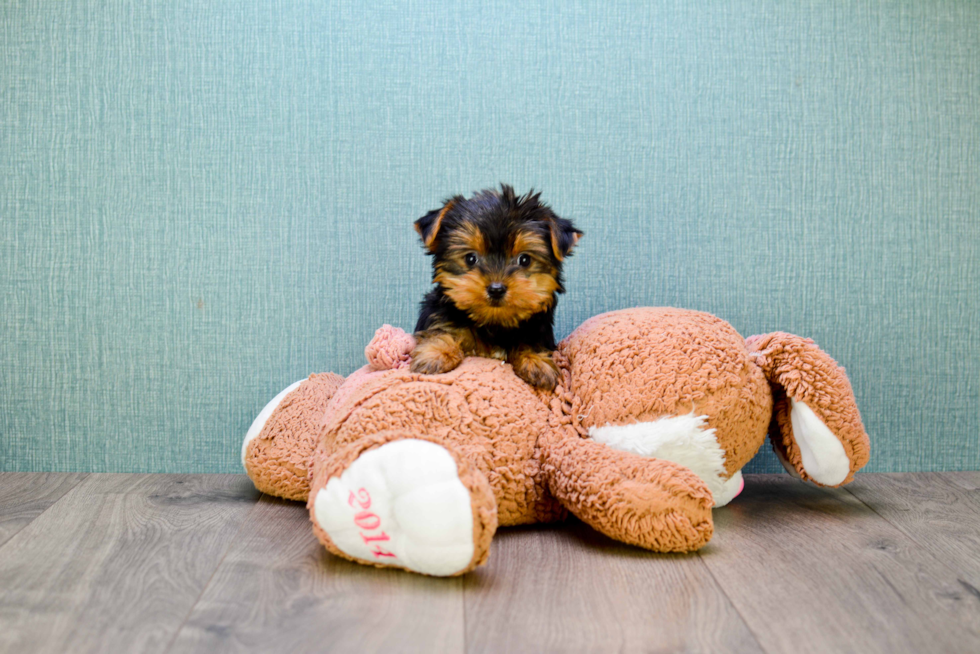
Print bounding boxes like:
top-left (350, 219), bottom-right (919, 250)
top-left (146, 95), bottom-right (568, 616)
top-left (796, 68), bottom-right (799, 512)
top-left (410, 185), bottom-right (582, 390)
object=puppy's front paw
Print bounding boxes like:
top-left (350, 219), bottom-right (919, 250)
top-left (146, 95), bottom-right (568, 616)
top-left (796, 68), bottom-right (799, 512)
top-left (410, 333), bottom-right (464, 375)
top-left (509, 347), bottom-right (559, 390)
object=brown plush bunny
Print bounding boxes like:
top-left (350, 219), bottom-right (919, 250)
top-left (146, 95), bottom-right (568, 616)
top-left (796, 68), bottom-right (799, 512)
top-left (242, 307), bottom-right (869, 576)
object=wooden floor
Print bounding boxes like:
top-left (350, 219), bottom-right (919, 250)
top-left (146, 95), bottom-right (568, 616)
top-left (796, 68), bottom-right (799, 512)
top-left (1, 473), bottom-right (978, 653)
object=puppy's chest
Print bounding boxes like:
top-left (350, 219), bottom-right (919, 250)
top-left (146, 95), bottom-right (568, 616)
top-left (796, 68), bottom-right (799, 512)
top-left (471, 325), bottom-right (524, 357)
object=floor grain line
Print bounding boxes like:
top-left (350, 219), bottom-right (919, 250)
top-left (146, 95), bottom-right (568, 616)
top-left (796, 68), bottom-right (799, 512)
top-left (0, 472), bottom-right (88, 549)
top-left (694, 548), bottom-right (772, 654)
top-left (940, 471), bottom-right (980, 493)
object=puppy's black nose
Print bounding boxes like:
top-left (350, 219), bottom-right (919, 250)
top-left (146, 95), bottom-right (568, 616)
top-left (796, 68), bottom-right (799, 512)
top-left (486, 282), bottom-right (507, 300)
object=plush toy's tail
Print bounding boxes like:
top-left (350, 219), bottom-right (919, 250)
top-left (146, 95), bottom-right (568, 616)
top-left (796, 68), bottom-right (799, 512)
top-left (745, 332), bottom-right (870, 486)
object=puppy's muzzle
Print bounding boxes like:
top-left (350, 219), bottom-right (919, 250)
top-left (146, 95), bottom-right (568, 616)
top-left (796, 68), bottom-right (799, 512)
top-left (486, 282), bottom-right (507, 301)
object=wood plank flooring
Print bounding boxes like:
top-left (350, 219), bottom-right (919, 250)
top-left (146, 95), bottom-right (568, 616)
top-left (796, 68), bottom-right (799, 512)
top-left (0, 472), bottom-right (977, 654)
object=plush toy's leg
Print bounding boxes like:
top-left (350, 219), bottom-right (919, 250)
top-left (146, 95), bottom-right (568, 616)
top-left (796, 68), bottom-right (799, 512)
top-left (308, 431), bottom-right (498, 577)
top-left (746, 332), bottom-right (871, 486)
top-left (242, 372), bottom-right (345, 501)
top-left (543, 430), bottom-right (715, 552)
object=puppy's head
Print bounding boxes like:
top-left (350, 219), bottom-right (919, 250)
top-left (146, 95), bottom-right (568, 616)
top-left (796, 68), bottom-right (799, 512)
top-left (415, 184), bottom-right (582, 328)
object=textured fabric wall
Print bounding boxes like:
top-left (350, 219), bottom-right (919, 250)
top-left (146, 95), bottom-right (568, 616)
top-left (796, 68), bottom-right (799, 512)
top-left (2, 0), bottom-right (978, 474)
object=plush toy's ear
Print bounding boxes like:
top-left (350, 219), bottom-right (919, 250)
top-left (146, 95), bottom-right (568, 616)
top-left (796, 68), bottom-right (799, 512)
top-left (414, 199), bottom-right (456, 252)
top-left (547, 214), bottom-right (583, 261)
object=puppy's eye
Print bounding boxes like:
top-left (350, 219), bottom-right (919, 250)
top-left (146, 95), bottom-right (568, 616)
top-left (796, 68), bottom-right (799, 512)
top-left (464, 253), bottom-right (478, 267)
top-left (518, 253), bottom-right (531, 268)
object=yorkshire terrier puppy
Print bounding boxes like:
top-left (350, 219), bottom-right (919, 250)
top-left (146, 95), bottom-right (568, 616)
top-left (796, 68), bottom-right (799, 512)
top-left (411, 185), bottom-right (582, 390)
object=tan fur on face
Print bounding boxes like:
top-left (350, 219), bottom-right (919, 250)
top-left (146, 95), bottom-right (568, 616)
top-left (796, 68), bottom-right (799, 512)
top-left (446, 221), bottom-right (487, 256)
top-left (435, 269), bottom-right (559, 328)
top-left (509, 230), bottom-right (551, 262)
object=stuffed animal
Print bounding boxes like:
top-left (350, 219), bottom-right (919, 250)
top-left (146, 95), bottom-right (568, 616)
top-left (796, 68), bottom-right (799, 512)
top-left (242, 307), bottom-right (869, 576)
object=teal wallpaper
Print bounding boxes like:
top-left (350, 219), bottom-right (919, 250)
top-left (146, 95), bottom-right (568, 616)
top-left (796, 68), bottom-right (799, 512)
top-left (1, 0), bottom-right (978, 473)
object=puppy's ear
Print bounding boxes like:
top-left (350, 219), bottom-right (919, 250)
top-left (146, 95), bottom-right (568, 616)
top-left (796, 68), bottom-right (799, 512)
top-left (547, 214), bottom-right (583, 261)
top-left (414, 199), bottom-right (456, 251)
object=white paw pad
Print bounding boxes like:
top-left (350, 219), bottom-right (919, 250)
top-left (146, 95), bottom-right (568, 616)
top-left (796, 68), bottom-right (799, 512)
top-left (313, 439), bottom-right (475, 576)
top-left (789, 398), bottom-right (850, 486)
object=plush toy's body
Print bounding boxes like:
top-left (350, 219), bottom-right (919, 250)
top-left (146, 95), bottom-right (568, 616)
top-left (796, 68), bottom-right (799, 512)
top-left (243, 308), bottom-right (869, 576)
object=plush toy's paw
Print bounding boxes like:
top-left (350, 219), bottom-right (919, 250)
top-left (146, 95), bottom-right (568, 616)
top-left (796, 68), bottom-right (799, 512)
top-left (311, 439), bottom-right (496, 576)
top-left (410, 333), bottom-right (464, 375)
top-left (508, 346), bottom-right (559, 391)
